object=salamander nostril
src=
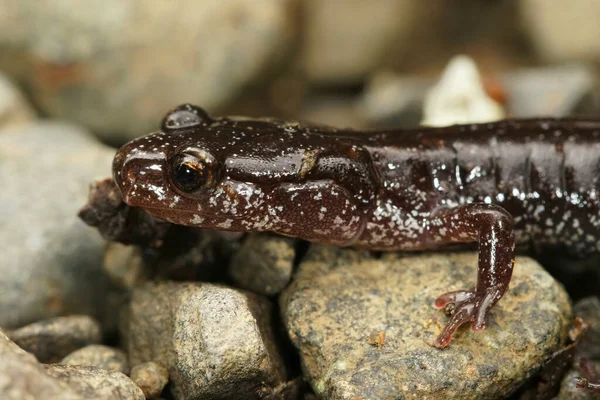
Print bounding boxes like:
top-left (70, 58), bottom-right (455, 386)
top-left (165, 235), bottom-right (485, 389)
top-left (126, 167), bottom-right (136, 182)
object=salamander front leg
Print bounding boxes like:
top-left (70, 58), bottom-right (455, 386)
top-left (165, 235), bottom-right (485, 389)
top-left (576, 360), bottom-right (600, 391)
top-left (427, 203), bottom-right (515, 348)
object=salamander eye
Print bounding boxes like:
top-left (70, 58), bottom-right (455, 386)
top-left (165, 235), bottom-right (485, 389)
top-left (171, 153), bottom-right (214, 192)
top-left (161, 104), bottom-right (212, 132)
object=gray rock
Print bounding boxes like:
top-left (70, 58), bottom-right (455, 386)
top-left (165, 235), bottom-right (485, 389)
top-left (500, 63), bottom-right (600, 118)
top-left (281, 246), bottom-right (572, 399)
top-left (61, 344), bottom-right (129, 375)
top-left (0, 73), bottom-right (35, 129)
top-left (45, 365), bottom-right (144, 400)
top-left (0, 122), bottom-right (122, 330)
top-left (302, 0), bottom-right (416, 85)
top-left (0, 327), bottom-right (83, 400)
top-left (126, 282), bottom-right (286, 399)
top-left (0, 0), bottom-right (295, 142)
top-left (229, 233), bottom-right (296, 296)
top-left (130, 361), bottom-right (169, 399)
top-left (9, 315), bottom-right (101, 363)
top-left (360, 72), bottom-right (430, 128)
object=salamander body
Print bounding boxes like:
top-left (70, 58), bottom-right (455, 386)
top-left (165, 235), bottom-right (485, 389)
top-left (113, 104), bottom-right (600, 347)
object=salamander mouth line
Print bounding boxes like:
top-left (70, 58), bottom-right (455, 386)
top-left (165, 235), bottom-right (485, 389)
top-left (123, 199), bottom-right (259, 221)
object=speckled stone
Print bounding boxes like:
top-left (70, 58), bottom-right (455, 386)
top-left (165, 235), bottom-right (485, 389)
top-left (281, 246), bottom-right (572, 399)
top-left (229, 233), bottom-right (296, 296)
top-left (0, 122), bottom-right (122, 330)
top-left (9, 315), bottom-right (102, 364)
top-left (130, 361), bottom-right (169, 399)
top-left (44, 365), bottom-right (144, 400)
top-left (126, 282), bottom-right (286, 399)
top-left (0, 328), bottom-right (83, 400)
top-left (0, 0), bottom-right (295, 142)
top-left (61, 345), bottom-right (129, 375)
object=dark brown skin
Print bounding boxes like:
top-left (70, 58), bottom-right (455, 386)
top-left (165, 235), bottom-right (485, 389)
top-left (113, 104), bottom-right (600, 348)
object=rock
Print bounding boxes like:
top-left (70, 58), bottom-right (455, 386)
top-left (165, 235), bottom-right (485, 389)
top-left (61, 345), bottom-right (129, 375)
top-left (0, 0), bottom-right (295, 142)
top-left (103, 243), bottom-right (147, 289)
top-left (130, 361), bottom-right (169, 399)
top-left (500, 63), bottom-right (600, 118)
top-left (302, 0), bottom-right (416, 85)
top-left (0, 327), bottom-right (83, 400)
top-left (0, 73), bottom-right (35, 129)
top-left (126, 282), bottom-right (286, 399)
top-left (360, 71), bottom-right (430, 128)
top-left (0, 122), bottom-right (122, 330)
top-left (263, 378), bottom-right (306, 400)
top-left (520, 0), bottom-right (600, 62)
top-left (298, 94), bottom-right (367, 130)
top-left (421, 55), bottom-right (505, 126)
top-left (44, 365), bottom-right (144, 400)
top-left (361, 63), bottom-right (600, 128)
top-left (281, 246), bottom-right (572, 399)
top-left (9, 315), bottom-right (101, 363)
top-left (229, 234), bottom-right (296, 296)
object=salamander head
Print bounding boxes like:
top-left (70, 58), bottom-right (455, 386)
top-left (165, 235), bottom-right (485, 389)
top-left (113, 104), bottom-right (268, 227)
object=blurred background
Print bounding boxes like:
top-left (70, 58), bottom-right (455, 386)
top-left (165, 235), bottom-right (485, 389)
top-left (1, 0), bottom-right (600, 145)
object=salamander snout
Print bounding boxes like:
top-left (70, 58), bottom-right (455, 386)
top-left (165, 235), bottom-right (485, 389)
top-left (112, 133), bottom-right (171, 208)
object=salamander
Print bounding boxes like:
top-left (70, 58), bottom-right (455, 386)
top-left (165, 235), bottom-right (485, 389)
top-left (112, 104), bottom-right (600, 348)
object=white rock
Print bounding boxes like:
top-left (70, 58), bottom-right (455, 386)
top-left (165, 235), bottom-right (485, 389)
top-left (421, 55), bottom-right (505, 127)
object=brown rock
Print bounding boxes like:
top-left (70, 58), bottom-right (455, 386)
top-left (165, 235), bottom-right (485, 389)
top-left (0, 328), bottom-right (83, 400)
top-left (281, 246), bottom-right (572, 399)
top-left (130, 361), bottom-right (169, 399)
top-left (126, 282), bottom-right (286, 399)
top-left (45, 365), bottom-right (144, 400)
top-left (61, 344), bottom-right (129, 375)
top-left (229, 233), bottom-right (296, 296)
top-left (103, 243), bottom-right (147, 289)
top-left (10, 315), bottom-right (102, 363)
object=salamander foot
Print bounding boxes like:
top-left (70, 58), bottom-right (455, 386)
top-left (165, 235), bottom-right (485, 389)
top-left (433, 288), bottom-right (499, 348)
top-left (576, 378), bottom-right (600, 391)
